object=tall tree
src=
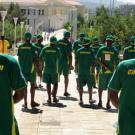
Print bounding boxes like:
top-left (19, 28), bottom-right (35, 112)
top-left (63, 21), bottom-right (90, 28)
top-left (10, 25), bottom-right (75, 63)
top-left (7, 3), bottom-right (26, 24)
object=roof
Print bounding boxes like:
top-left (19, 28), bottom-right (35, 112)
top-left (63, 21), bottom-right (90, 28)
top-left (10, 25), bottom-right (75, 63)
top-left (1, 0), bottom-right (82, 6)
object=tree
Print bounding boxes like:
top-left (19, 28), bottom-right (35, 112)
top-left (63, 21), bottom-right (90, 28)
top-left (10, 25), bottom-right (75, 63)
top-left (7, 3), bottom-right (26, 24)
top-left (0, 3), bottom-right (26, 42)
top-left (64, 22), bottom-right (72, 31)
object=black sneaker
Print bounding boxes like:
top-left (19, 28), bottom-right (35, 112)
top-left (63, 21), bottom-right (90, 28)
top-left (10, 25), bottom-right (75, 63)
top-left (63, 92), bottom-right (70, 97)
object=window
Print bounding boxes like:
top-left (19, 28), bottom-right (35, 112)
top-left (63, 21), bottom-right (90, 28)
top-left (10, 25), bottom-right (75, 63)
top-left (21, 9), bottom-right (26, 15)
top-left (42, 9), bottom-right (44, 15)
top-left (28, 9), bottom-right (30, 15)
top-left (60, 9), bottom-right (63, 14)
top-left (52, 9), bottom-right (57, 15)
top-left (27, 19), bottom-right (29, 25)
top-left (34, 9), bottom-right (36, 15)
top-left (39, 10), bottom-right (41, 15)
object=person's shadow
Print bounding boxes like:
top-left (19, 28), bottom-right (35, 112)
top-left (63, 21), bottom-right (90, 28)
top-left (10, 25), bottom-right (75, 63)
top-left (79, 103), bottom-right (101, 110)
top-left (104, 108), bottom-right (118, 113)
top-left (21, 107), bottom-right (43, 114)
top-left (43, 102), bottom-right (67, 108)
top-left (58, 96), bottom-right (78, 101)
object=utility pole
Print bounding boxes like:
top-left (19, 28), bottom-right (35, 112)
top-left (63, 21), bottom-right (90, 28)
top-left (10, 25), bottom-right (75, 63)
top-left (110, 0), bottom-right (112, 16)
top-left (112, 0), bottom-right (115, 16)
top-left (110, 0), bottom-right (115, 16)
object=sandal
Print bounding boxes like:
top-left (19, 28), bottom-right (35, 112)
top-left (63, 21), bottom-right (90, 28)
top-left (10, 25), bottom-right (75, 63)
top-left (22, 103), bottom-right (27, 109)
top-left (106, 103), bottom-right (111, 110)
top-left (89, 99), bottom-right (96, 104)
top-left (79, 101), bottom-right (83, 106)
top-left (47, 100), bottom-right (52, 104)
top-left (31, 102), bottom-right (40, 108)
top-left (53, 98), bottom-right (59, 103)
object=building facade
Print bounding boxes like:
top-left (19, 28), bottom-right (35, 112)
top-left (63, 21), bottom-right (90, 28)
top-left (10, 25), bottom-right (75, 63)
top-left (119, 4), bottom-right (135, 16)
top-left (1, 0), bottom-right (88, 40)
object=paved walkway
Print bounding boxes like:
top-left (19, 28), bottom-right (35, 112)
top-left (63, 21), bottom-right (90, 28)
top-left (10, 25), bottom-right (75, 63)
top-left (15, 29), bottom-right (118, 135)
top-left (15, 72), bottom-right (118, 135)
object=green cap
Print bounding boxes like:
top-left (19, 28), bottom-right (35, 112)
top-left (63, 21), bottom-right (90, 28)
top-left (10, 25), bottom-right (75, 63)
top-left (79, 33), bottom-right (86, 38)
top-left (106, 35), bottom-right (113, 41)
top-left (37, 34), bottom-right (43, 39)
top-left (93, 36), bottom-right (99, 42)
top-left (64, 31), bottom-right (71, 38)
top-left (130, 36), bottom-right (135, 45)
top-left (83, 38), bottom-right (91, 46)
top-left (114, 36), bottom-right (119, 41)
top-left (50, 36), bottom-right (57, 44)
top-left (24, 32), bottom-right (32, 39)
top-left (33, 34), bottom-right (37, 38)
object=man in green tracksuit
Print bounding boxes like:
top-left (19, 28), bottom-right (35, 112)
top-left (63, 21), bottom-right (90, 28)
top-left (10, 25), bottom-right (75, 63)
top-left (40, 36), bottom-right (61, 103)
top-left (58, 31), bottom-right (74, 96)
top-left (73, 32), bottom-right (86, 90)
top-left (34, 34), bottom-right (44, 88)
top-left (91, 36), bottom-right (104, 86)
top-left (96, 35), bottom-right (118, 109)
top-left (73, 33), bottom-right (86, 54)
top-left (18, 32), bottom-right (39, 108)
top-left (0, 54), bottom-right (26, 135)
top-left (112, 36), bottom-right (121, 54)
top-left (123, 36), bottom-right (135, 60)
top-left (76, 38), bottom-right (96, 105)
top-left (108, 59), bottom-right (135, 135)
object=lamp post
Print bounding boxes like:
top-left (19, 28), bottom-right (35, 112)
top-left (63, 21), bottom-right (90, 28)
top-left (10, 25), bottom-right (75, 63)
top-left (25, 25), bottom-right (29, 32)
top-left (13, 17), bottom-right (18, 46)
top-left (20, 21), bottom-right (24, 42)
top-left (29, 26), bottom-right (32, 33)
top-left (0, 10), bottom-right (7, 53)
top-left (13, 17), bottom-right (18, 55)
top-left (71, 7), bottom-right (77, 41)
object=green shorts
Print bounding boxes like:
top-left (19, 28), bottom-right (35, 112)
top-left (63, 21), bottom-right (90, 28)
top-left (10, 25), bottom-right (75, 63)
top-left (43, 74), bottom-right (59, 84)
top-left (23, 72), bottom-right (36, 84)
top-left (59, 64), bottom-right (70, 76)
top-left (99, 73), bottom-right (112, 90)
top-left (78, 75), bottom-right (94, 89)
top-left (91, 73), bottom-right (96, 86)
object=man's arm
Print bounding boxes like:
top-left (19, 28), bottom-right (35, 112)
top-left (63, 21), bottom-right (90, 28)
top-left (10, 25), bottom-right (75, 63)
top-left (109, 90), bottom-right (119, 109)
top-left (13, 87), bottom-right (25, 104)
top-left (75, 59), bottom-right (78, 73)
top-left (69, 52), bottom-right (74, 70)
top-left (96, 59), bottom-right (112, 71)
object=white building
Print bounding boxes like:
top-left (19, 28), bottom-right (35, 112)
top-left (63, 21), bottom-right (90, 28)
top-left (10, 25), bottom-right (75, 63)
top-left (1, 0), bottom-right (88, 40)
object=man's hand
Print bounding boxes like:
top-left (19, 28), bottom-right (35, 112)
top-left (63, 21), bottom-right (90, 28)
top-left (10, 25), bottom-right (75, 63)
top-left (109, 90), bottom-right (119, 109)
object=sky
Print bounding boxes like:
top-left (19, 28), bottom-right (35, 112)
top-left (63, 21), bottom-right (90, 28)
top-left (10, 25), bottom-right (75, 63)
top-left (118, 0), bottom-right (135, 4)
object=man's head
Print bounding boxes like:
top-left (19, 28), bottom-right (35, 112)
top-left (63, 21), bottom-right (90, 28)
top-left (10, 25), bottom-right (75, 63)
top-left (105, 35), bottom-right (113, 46)
top-left (92, 36), bottom-right (99, 45)
top-left (64, 31), bottom-right (71, 40)
top-left (31, 34), bottom-right (37, 43)
top-left (50, 36), bottom-right (57, 46)
top-left (24, 32), bottom-right (32, 43)
top-left (83, 38), bottom-right (91, 48)
top-left (37, 34), bottom-right (43, 43)
top-left (79, 32), bottom-right (86, 41)
top-left (130, 36), bottom-right (135, 46)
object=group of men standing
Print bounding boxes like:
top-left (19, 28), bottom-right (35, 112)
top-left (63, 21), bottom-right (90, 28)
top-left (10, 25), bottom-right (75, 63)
top-left (17, 31), bottom-right (135, 110)
top-left (1, 30), bottom-right (135, 135)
